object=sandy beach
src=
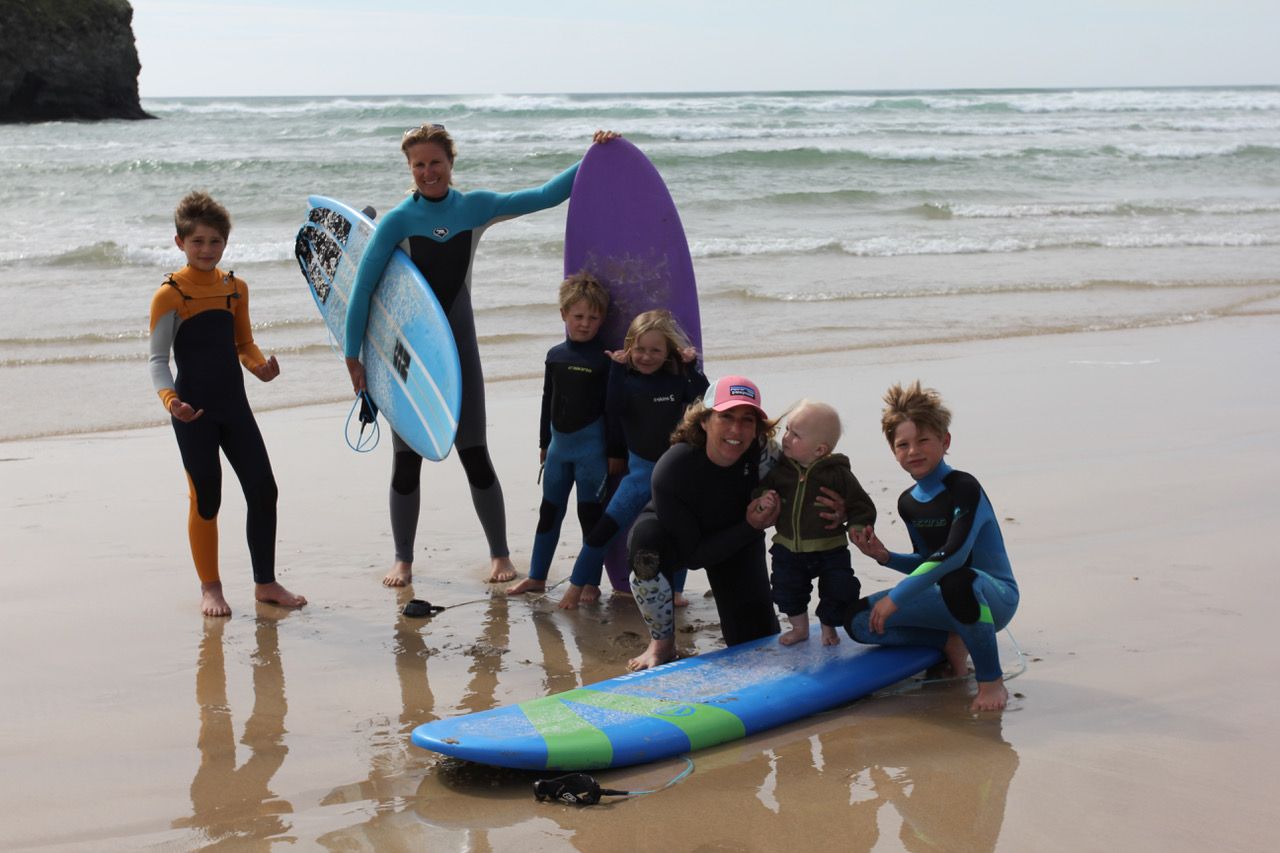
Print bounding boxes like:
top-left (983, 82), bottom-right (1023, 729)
top-left (3, 312), bottom-right (1278, 851)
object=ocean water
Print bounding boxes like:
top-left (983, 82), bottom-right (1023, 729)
top-left (2, 87), bottom-right (1278, 440)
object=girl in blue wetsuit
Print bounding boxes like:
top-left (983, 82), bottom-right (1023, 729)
top-left (557, 310), bottom-right (707, 609)
top-left (343, 125), bottom-right (617, 587)
top-left (848, 381), bottom-right (1019, 712)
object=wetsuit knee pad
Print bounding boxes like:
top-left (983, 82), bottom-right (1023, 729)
top-left (939, 568), bottom-right (980, 624)
top-left (535, 499), bottom-right (560, 533)
top-left (458, 445), bottom-right (496, 490)
top-left (631, 548), bottom-right (663, 582)
top-left (584, 516), bottom-right (620, 549)
top-left (576, 501), bottom-right (603, 534)
top-left (391, 450), bottom-right (423, 495)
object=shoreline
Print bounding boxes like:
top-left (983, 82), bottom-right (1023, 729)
top-left (3, 314), bottom-right (1279, 850)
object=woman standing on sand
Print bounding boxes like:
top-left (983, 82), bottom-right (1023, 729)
top-left (343, 125), bottom-right (617, 588)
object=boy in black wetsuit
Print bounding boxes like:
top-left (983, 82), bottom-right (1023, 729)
top-left (148, 191), bottom-right (307, 617)
top-left (507, 273), bottom-right (611, 596)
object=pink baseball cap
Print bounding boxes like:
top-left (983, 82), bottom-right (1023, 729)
top-left (703, 375), bottom-right (767, 419)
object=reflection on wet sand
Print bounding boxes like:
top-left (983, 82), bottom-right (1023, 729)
top-left (172, 610), bottom-right (294, 848)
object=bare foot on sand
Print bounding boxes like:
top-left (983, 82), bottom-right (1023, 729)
top-left (488, 557), bottom-right (517, 584)
top-left (558, 584), bottom-right (600, 609)
top-left (673, 591), bottom-right (690, 608)
top-left (779, 618), bottom-right (810, 646)
top-left (579, 584), bottom-right (600, 604)
top-left (820, 624), bottom-right (841, 646)
top-left (627, 637), bottom-right (676, 671)
top-left (383, 560), bottom-right (412, 587)
top-left (943, 632), bottom-right (971, 678)
top-left (200, 582), bottom-right (231, 617)
top-left (255, 581), bottom-right (307, 608)
top-left (506, 577), bottom-right (546, 595)
top-left (972, 678), bottom-right (1010, 712)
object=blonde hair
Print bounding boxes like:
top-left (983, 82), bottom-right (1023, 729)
top-left (623, 310), bottom-right (692, 374)
top-left (401, 123), bottom-right (456, 162)
top-left (790, 399), bottom-right (842, 451)
top-left (881, 381), bottom-right (952, 446)
top-left (174, 191), bottom-right (231, 239)
top-left (559, 271), bottom-right (609, 314)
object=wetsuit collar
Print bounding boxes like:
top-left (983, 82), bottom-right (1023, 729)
top-left (910, 459), bottom-right (953, 501)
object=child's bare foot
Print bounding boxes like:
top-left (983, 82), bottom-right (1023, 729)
top-left (673, 591), bottom-right (690, 608)
top-left (506, 577), bottom-right (546, 595)
top-left (627, 638), bottom-right (677, 671)
top-left (943, 632), bottom-right (971, 678)
top-left (200, 581), bottom-right (231, 617)
top-left (579, 584), bottom-right (600, 604)
top-left (255, 581), bottom-right (307, 608)
top-left (558, 584), bottom-right (584, 610)
top-left (610, 587), bottom-right (634, 599)
top-left (383, 560), bottom-right (412, 587)
top-left (488, 556), bottom-right (517, 583)
top-left (820, 624), bottom-right (841, 646)
top-left (779, 616), bottom-right (810, 646)
top-left (971, 678), bottom-right (1009, 712)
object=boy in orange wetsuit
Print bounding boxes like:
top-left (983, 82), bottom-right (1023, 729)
top-left (148, 191), bottom-right (307, 616)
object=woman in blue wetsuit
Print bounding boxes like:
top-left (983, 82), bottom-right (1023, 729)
top-left (344, 125), bottom-right (617, 587)
top-left (848, 381), bottom-right (1019, 712)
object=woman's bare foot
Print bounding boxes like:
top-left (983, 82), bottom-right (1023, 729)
top-left (488, 556), bottom-right (517, 583)
top-left (255, 581), bottom-right (307, 608)
top-left (200, 581), bottom-right (231, 617)
top-left (972, 678), bottom-right (1010, 712)
top-left (943, 632), bottom-right (971, 678)
top-left (506, 577), bottom-right (546, 595)
top-left (820, 624), bottom-right (841, 646)
top-left (779, 616), bottom-right (810, 646)
top-left (558, 584), bottom-right (584, 610)
top-left (383, 560), bottom-right (412, 587)
top-left (579, 584), bottom-right (600, 604)
top-left (627, 637), bottom-right (677, 671)
top-left (673, 591), bottom-right (690, 608)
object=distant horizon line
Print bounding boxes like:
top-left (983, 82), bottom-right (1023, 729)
top-left (138, 82), bottom-right (1280, 100)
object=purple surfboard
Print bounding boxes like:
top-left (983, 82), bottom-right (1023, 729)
top-left (564, 139), bottom-right (702, 592)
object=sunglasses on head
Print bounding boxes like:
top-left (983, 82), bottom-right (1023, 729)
top-left (404, 123), bottom-right (445, 136)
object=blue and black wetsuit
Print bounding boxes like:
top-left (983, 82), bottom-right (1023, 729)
top-left (567, 362), bottom-right (708, 587)
top-left (528, 335), bottom-right (611, 582)
top-left (344, 164), bottom-right (578, 564)
top-left (846, 460), bottom-right (1019, 682)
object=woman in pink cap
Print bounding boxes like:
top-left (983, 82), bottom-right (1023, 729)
top-left (625, 375), bottom-right (845, 670)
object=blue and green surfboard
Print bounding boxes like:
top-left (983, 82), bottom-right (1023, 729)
top-left (410, 627), bottom-right (940, 770)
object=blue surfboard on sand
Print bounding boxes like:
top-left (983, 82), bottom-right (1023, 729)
top-left (410, 627), bottom-right (941, 770)
top-left (294, 196), bottom-right (462, 461)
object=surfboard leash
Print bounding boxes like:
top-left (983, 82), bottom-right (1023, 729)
top-left (533, 758), bottom-right (694, 806)
top-left (344, 391), bottom-right (381, 452)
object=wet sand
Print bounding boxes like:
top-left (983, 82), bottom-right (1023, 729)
top-left (2, 314), bottom-right (1278, 851)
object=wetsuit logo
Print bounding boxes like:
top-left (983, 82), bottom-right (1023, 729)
top-left (433, 227), bottom-right (449, 238)
top-left (653, 394), bottom-right (676, 403)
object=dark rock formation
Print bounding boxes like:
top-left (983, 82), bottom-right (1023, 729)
top-left (1, 0), bottom-right (152, 123)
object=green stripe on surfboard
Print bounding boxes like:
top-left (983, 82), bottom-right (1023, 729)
top-left (519, 688), bottom-right (747, 768)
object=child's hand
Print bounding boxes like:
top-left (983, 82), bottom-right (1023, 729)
top-left (251, 355), bottom-right (280, 383)
top-left (169, 399), bottom-right (204, 423)
top-left (678, 346), bottom-right (697, 364)
top-left (604, 348), bottom-right (629, 364)
top-left (608, 457), bottom-right (626, 476)
top-left (345, 357), bottom-right (367, 393)
top-left (849, 525), bottom-right (890, 564)
top-left (593, 129), bottom-right (621, 144)
top-left (747, 490), bottom-right (780, 530)
top-left (539, 447), bottom-right (547, 465)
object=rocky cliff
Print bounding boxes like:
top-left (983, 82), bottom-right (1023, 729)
top-left (1, 0), bottom-right (151, 123)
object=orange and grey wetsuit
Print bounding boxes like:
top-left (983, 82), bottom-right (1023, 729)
top-left (148, 265), bottom-right (278, 585)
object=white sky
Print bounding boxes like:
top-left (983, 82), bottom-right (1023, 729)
top-left (131, 0), bottom-right (1280, 97)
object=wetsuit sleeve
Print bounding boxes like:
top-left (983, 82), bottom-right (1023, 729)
top-left (344, 207), bottom-right (410, 358)
top-left (841, 470), bottom-right (877, 529)
top-left (605, 362), bottom-right (628, 459)
top-left (232, 278), bottom-right (267, 371)
top-left (539, 361), bottom-right (553, 450)
top-left (148, 285), bottom-right (180, 411)
top-left (470, 162), bottom-right (579, 223)
top-left (651, 446), bottom-right (760, 568)
top-left (888, 474), bottom-right (985, 606)
top-left (684, 364), bottom-right (710, 403)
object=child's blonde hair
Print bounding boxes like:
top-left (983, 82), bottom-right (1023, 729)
top-left (559, 271), bottom-right (609, 314)
top-left (790, 399), bottom-right (842, 452)
top-left (623, 310), bottom-right (692, 374)
top-left (174, 191), bottom-right (231, 239)
top-left (881, 381), bottom-right (952, 446)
